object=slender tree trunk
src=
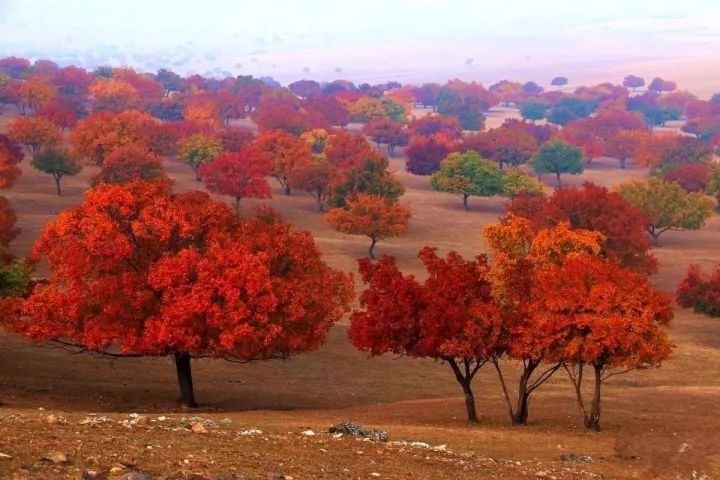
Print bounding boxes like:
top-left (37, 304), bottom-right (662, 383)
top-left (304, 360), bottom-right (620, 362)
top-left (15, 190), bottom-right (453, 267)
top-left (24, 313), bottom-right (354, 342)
top-left (555, 172), bottom-right (562, 187)
top-left (587, 364), bottom-right (602, 431)
top-left (513, 360), bottom-right (539, 425)
top-left (284, 185), bottom-right (292, 195)
top-left (566, 363), bottom-right (590, 428)
top-left (53, 174), bottom-right (62, 196)
top-left (234, 197), bottom-right (240, 215)
top-left (192, 165), bottom-right (201, 182)
top-left (174, 353), bottom-right (198, 408)
top-left (368, 236), bottom-right (377, 259)
top-left (462, 194), bottom-right (469, 211)
top-left (315, 193), bottom-right (325, 212)
top-left (620, 157), bottom-right (626, 169)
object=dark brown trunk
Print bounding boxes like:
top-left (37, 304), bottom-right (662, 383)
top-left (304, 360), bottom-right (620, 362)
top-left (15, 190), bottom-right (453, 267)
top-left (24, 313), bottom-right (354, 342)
top-left (448, 359), bottom-right (479, 424)
top-left (174, 353), bottom-right (198, 408)
top-left (620, 157), bottom-right (626, 169)
top-left (284, 185), bottom-right (292, 195)
top-left (368, 237), bottom-right (377, 259)
top-left (513, 360), bottom-right (539, 425)
top-left (555, 172), bottom-right (562, 187)
top-left (54, 175), bottom-right (62, 196)
top-left (234, 197), bottom-right (240, 215)
top-left (587, 364), bottom-right (602, 431)
top-left (462, 194), bottom-right (469, 211)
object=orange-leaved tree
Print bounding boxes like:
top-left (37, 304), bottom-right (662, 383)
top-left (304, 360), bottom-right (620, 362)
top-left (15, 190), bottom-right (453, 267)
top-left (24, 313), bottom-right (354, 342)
top-left (483, 214), bottom-right (604, 425)
top-left (533, 253), bottom-right (672, 430)
top-left (326, 193), bottom-right (410, 258)
top-left (255, 130), bottom-right (313, 195)
top-left (5, 181), bottom-right (352, 407)
top-left (350, 248), bottom-right (504, 423)
top-left (7, 116), bottom-right (61, 153)
top-left (92, 144), bottom-right (167, 186)
top-left (70, 110), bottom-right (155, 165)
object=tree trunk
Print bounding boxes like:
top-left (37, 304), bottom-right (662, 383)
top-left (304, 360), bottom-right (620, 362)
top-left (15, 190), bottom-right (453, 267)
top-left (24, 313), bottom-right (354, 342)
top-left (368, 237), bottom-right (377, 259)
top-left (620, 157), bottom-right (626, 169)
top-left (284, 185), bottom-right (292, 196)
top-left (193, 165), bottom-right (201, 182)
top-left (513, 360), bottom-right (539, 425)
top-left (234, 197), bottom-right (241, 215)
top-left (448, 359), bottom-right (480, 423)
top-left (650, 229), bottom-right (661, 247)
top-left (587, 364), bottom-right (602, 431)
top-left (555, 172), bottom-right (562, 187)
top-left (462, 194), bottom-right (469, 211)
top-left (315, 194), bottom-right (325, 212)
top-left (54, 175), bottom-right (62, 196)
top-left (174, 353), bottom-right (198, 408)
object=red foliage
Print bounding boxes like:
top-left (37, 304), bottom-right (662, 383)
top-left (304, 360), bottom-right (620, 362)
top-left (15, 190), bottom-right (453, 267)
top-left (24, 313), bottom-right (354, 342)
top-left (36, 101), bottom-right (78, 132)
top-left (255, 130), bottom-right (313, 194)
top-left (362, 118), bottom-right (408, 155)
top-left (507, 183), bottom-right (656, 273)
top-left (304, 95), bottom-right (350, 127)
top-left (326, 131), bottom-right (375, 170)
top-left (349, 248), bottom-right (502, 422)
top-left (92, 145), bottom-right (167, 186)
top-left (677, 264), bottom-right (720, 317)
top-left (216, 128), bottom-right (254, 153)
top-left (407, 114), bottom-right (462, 139)
top-left (200, 147), bottom-right (272, 212)
top-left (405, 133), bottom-right (457, 175)
top-left (9, 181), bottom-right (352, 404)
top-left (462, 126), bottom-right (538, 168)
top-left (663, 164), bottom-right (710, 192)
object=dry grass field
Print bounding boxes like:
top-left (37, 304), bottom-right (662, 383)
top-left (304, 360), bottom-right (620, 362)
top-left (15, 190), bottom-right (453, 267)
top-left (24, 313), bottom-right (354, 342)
top-left (0, 108), bottom-right (719, 479)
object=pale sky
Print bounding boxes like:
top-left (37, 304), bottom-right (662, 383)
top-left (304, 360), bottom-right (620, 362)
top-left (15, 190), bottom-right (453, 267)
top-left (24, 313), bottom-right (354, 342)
top-left (1, 0), bottom-right (719, 91)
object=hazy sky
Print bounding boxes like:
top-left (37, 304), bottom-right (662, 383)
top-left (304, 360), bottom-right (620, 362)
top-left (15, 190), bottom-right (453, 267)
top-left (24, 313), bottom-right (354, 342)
top-left (1, 0), bottom-right (719, 88)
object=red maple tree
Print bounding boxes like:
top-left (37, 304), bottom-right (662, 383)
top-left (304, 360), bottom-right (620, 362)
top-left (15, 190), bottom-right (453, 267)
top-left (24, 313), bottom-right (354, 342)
top-left (8, 181), bottom-right (352, 406)
top-left (200, 147), bottom-right (272, 213)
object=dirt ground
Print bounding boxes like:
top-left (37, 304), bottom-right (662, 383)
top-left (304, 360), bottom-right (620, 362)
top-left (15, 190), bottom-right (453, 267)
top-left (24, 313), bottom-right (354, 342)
top-left (0, 109), bottom-right (719, 479)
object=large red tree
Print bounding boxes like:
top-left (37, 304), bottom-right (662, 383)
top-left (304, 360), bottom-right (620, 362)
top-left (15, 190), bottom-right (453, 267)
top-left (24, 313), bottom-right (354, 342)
top-left (7, 181), bottom-right (352, 407)
top-left (350, 248), bottom-right (504, 423)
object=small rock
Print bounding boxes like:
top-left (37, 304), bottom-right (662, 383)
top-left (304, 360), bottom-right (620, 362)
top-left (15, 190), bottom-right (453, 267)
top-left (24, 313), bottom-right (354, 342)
top-left (192, 422), bottom-right (207, 434)
top-left (371, 474), bottom-right (381, 478)
top-left (266, 473), bottom-right (285, 480)
top-left (238, 428), bottom-right (262, 436)
top-left (45, 414), bottom-right (57, 424)
top-left (82, 470), bottom-right (108, 480)
top-left (560, 453), bottom-right (593, 462)
top-left (40, 452), bottom-right (70, 464)
top-left (134, 416), bottom-right (148, 426)
top-left (0, 452), bottom-right (12, 460)
top-left (301, 429), bottom-right (315, 436)
top-left (109, 465), bottom-right (126, 474)
top-left (122, 473), bottom-right (152, 480)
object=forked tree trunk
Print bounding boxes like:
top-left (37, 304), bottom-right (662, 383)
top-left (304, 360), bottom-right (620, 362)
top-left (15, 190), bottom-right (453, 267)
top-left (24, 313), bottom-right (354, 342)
top-left (620, 157), bottom-right (627, 169)
top-left (174, 352), bottom-right (198, 408)
top-left (447, 358), bottom-right (485, 424)
top-left (512, 360), bottom-right (538, 425)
